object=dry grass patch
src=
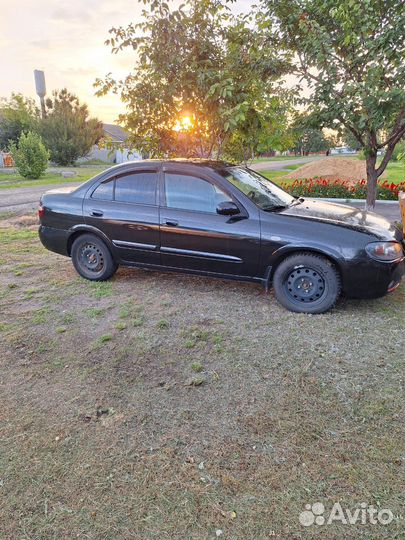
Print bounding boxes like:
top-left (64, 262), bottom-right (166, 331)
top-left (0, 213), bottom-right (404, 539)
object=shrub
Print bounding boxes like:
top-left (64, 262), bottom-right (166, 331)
top-left (9, 131), bottom-right (49, 179)
top-left (280, 178), bottom-right (405, 201)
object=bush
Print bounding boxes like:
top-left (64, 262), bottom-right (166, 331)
top-left (9, 131), bottom-right (49, 179)
top-left (280, 178), bottom-right (405, 201)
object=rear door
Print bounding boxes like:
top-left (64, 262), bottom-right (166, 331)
top-left (83, 168), bottom-right (161, 265)
top-left (159, 166), bottom-right (261, 277)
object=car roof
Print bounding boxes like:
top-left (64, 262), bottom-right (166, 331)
top-left (161, 158), bottom-right (235, 168)
top-left (102, 158), bottom-right (236, 174)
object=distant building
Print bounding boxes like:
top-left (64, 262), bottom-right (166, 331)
top-left (79, 123), bottom-right (142, 164)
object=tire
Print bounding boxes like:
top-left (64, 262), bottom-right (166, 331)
top-left (272, 252), bottom-right (341, 314)
top-left (71, 233), bottom-right (117, 281)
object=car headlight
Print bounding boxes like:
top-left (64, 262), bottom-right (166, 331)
top-left (365, 241), bottom-right (403, 262)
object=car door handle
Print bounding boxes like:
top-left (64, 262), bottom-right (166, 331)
top-left (90, 209), bottom-right (104, 217)
top-left (164, 219), bottom-right (178, 227)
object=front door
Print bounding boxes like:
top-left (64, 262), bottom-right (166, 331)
top-left (159, 169), bottom-right (261, 277)
top-left (83, 169), bottom-right (160, 265)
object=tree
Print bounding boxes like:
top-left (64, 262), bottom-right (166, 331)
top-left (343, 129), bottom-right (362, 152)
top-left (0, 94), bottom-right (39, 150)
top-left (290, 127), bottom-right (331, 155)
top-left (290, 116), bottom-right (332, 155)
top-left (9, 131), bottom-right (49, 179)
top-left (223, 97), bottom-right (294, 164)
top-left (40, 89), bottom-right (103, 165)
top-left (262, 0), bottom-right (405, 208)
top-left (95, 0), bottom-right (292, 161)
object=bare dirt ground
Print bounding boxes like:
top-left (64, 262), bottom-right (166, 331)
top-left (284, 157), bottom-right (387, 183)
top-left (1, 212), bottom-right (404, 539)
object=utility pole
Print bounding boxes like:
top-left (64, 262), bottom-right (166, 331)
top-left (34, 70), bottom-right (46, 118)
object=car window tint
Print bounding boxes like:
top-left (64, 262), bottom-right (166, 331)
top-left (115, 172), bottom-right (157, 205)
top-left (91, 179), bottom-right (114, 201)
top-left (165, 173), bottom-right (231, 213)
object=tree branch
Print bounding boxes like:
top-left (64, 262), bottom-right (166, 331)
top-left (377, 107), bottom-right (405, 148)
top-left (336, 114), bottom-right (365, 147)
top-left (376, 124), bottom-right (405, 177)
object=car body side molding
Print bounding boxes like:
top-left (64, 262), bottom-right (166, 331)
top-left (112, 239), bottom-right (158, 251)
top-left (160, 246), bottom-right (242, 262)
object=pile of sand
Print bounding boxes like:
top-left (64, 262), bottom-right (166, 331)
top-left (284, 157), bottom-right (386, 184)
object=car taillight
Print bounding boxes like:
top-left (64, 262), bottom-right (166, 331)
top-left (38, 202), bottom-right (45, 219)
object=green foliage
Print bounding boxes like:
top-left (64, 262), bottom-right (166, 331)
top-left (9, 132), bottom-right (49, 179)
top-left (263, 0), bottom-right (405, 206)
top-left (343, 129), bottom-right (362, 152)
top-left (95, 0), bottom-right (292, 161)
top-left (40, 89), bottom-right (103, 166)
top-left (223, 98), bottom-right (294, 164)
top-left (289, 116), bottom-right (332, 154)
top-left (0, 93), bottom-right (39, 150)
top-left (391, 140), bottom-right (405, 162)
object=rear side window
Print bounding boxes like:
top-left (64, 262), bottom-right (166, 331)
top-left (115, 172), bottom-right (157, 205)
top-left (91, 179), bottom-right (114, 201)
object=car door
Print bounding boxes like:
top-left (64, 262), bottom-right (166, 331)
top-left (83, 168), bottom-right (161, 265)
top-left (159, 167), bottom-right (261, 277)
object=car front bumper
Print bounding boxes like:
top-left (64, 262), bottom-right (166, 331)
top-left (342, 257), bottom-right (405, 299)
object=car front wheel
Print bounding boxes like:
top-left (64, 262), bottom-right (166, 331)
top-left (71, 233), bottom-right (117, 281)
top-left (272, 253), bottom-right (341, 314)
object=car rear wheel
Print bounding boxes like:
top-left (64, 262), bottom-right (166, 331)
top-left (71, 234), bottom-right (117, 281)
top-left (272, 253), bottom-right (341, 314)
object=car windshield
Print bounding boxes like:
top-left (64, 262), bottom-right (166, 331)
top-left (220, 166), bottom-right (295, 211)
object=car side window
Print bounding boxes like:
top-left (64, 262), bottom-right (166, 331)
top-left (115, 171), bottom-right (157, 205)
top-left (164, 173), bottom-right (232, 213)
top-left (91, 179), bottom-right (114, 201)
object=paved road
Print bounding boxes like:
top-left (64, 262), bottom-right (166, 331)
top-left (0, 184), bottom-right (80, 213)
top-left (0, 156), bottom-right (401, 223)
top-left (342, 201), bottom-right (401, 223)
top-left (251, 156), bottom-right (324, 171)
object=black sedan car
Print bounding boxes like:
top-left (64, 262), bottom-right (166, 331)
top-left (38, 159), bottom-right (405, 313)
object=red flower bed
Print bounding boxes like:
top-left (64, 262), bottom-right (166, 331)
top-left (280, 178), bottom-right (405, 200)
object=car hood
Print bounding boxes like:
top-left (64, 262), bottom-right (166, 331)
top-left (281, 199), bottom-right (402, 241)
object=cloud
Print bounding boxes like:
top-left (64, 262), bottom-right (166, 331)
top-left (30, 39), bottom-right (51, 49)
top-left (60, 67), bottom-right (98, 77)
top-left (51, 7), bottom-right (93, 22)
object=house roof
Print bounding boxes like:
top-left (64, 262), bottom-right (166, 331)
top-left (102, 123), bottom-right (129, 142)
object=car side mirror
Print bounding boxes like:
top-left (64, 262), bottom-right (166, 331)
top-left (216, 201), bottom-right (240, 216)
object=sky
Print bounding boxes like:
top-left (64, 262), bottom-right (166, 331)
top-left (0, 0), bottom-right (150, 123)
top-left (0, 0), bottom-right (252, 124)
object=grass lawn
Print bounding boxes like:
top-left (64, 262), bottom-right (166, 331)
top-left (0, 212), bottom-right (404, 539)
top-left (0, 165), bottom-right (108, 190)
top-left (382, 161), bottom-right (405, 184)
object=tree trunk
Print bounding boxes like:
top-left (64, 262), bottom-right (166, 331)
top-left (365, 153), bottom-right (378, 210)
